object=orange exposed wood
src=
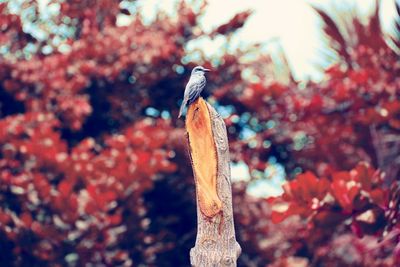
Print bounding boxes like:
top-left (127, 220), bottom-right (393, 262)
top-left (186, 97), bottom-right (222, 218)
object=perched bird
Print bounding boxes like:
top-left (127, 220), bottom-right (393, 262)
top-left (178, 66), bottom-right (211, 118)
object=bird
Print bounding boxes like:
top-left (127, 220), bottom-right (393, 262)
top-left (178, 66), bottom-right (211, 118)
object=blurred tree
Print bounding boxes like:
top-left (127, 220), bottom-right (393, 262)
top-left (0, 0), bottom-right (399, 266)
top-left (0, 0), bottom-right (247, 266)
top-left (220, 1), bottom-right (400, 266)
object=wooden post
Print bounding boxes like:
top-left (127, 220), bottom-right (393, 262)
top-left (186, 97), bottom-right (241, 267)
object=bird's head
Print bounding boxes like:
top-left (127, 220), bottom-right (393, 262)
top-left (191, 66), bottom-right (211, 75)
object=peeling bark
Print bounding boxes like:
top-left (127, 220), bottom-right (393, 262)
top-left (186, 97), bottom-right (241, 267)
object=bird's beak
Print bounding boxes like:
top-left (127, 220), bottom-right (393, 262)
top-left (203, 68), bottom-right (211, 72)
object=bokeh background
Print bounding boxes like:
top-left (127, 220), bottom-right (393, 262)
top-left (0, 0), bottom-right (399, 266)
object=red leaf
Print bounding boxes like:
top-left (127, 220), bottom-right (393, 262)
top-left (58, 180), bottom-right (73, 196)
top-left (109, 214), bottom-right (122, 225)
top-left (20, 212), bottom-right (33, 227)
top-left (331, 173), bottom-right (360, 212)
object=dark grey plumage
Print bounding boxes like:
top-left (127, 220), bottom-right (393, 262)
top-left (178, 66), bottom-right (210, 118)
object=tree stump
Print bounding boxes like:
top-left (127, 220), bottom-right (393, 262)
top-left (185, 97), bottom-right (241, 267)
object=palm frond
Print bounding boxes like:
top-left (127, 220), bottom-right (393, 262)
top-left (364, 0), bottom-right (386, 51)
top-left (312, 6), bottom-right (351, 65)
top-left (312, 1), bottom-right (396, 68)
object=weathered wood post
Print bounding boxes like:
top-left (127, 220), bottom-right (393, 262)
top-left (185, 97), bottom-right (241, 266)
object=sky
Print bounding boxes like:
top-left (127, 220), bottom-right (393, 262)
top-left (133, 0), bottom-right (398, 82)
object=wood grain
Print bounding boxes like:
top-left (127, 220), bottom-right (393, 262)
top-left (186, 97), bottom-right (241, 266)
top-left (186, 97), bottom-right (222, 218)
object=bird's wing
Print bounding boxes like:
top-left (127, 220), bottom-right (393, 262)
top-left (187, 76), bottom-right (206, 105)
top-left (178, 75), bottom-right (206, 118)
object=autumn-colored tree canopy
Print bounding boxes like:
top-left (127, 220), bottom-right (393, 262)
top-left (0, 0), bottom-right (399, 266)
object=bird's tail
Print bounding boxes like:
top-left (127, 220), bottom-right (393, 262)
top-left (178, 102), bottom-right (185, 119)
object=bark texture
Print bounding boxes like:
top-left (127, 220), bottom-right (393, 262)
top-left (186, 98), bottom-right (241, 267)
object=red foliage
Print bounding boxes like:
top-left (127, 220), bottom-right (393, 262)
top-left (0, 3), bottom-right (34, 52)
top-left (0, 111), bottom-right (177, 264)
top-left (0, 0), bottom-right (241, 265)
top-left (0, 0), bottom-right (399, 266)
top-left (214, 3), bottom-right (400, 266)
top-left (270, 163), bottom-right (390, 236)
top-left (258, 8), bottom-right (400, 248)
